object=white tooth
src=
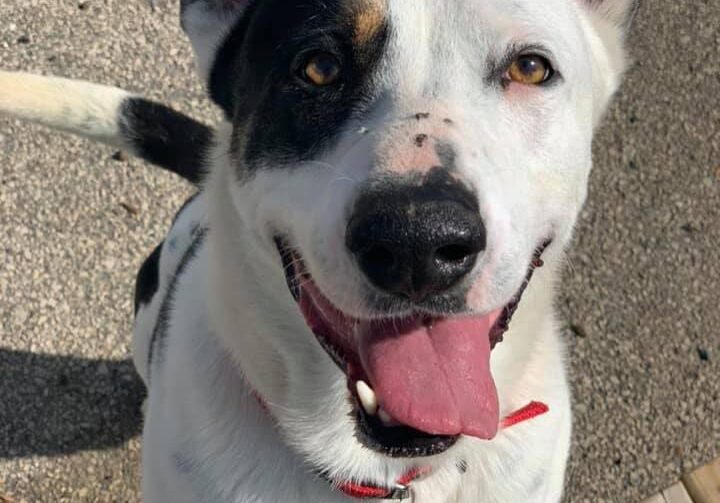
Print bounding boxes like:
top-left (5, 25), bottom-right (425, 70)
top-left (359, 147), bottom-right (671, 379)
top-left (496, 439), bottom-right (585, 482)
top-left (378, 408), bottom-right (393, 425)
top-left (356, 380), bottom-right (378, 415)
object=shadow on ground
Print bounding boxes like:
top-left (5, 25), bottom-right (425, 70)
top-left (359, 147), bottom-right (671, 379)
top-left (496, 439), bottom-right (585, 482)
top-left (0, 349), bottom-right (145, 458)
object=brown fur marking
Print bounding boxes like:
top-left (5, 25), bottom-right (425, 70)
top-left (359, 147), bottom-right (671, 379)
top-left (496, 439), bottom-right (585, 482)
top-left (353, 0), bottom-right (386, 45)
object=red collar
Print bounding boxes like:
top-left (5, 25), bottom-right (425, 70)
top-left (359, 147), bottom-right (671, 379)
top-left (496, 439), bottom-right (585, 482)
top-left (336, 466), bottom-right (431, 500)
top-left (499, 401), bottom-right (549, 430)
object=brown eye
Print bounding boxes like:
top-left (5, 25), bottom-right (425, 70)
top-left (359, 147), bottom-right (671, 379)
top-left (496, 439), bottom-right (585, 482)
top-left (507, 55), bottom-right (553, 85)
top-left (303, 53), bottom-right (341, 86)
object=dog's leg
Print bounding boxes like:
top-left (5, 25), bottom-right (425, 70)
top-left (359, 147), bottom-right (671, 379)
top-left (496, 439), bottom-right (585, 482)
top-left (0, 71), bottom-right (212, 185)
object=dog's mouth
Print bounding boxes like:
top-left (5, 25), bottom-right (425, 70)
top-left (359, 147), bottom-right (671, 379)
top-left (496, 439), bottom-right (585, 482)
top-left (276, 238), bottom-right (548, 458)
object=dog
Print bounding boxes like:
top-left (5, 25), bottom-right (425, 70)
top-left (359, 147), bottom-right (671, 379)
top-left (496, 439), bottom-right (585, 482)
top-left (0, 0), bottom-right (637, 500)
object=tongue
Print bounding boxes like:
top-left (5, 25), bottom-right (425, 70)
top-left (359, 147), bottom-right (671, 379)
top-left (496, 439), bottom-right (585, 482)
top-left (358, 315), bottom-right (500, 439)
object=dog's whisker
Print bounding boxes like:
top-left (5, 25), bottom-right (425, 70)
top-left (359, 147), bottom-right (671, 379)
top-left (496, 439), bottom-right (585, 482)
top-left (564, 254), bottom-right (577, 276)
top-left (292, 159), bottom-right (341, 172)
top-left (281, 255), bottom-right (304, 272)
top-left (293, 277), bottom-right (318, 292)
top-left (329, 175), bottom-right (360, 187)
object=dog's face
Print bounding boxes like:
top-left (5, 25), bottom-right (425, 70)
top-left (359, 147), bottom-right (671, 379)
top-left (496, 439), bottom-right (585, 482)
top-left (187, 0), bottom-right (634, 483)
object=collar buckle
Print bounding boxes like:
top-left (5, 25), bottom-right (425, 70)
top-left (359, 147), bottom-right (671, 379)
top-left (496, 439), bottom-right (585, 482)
top-left (387, 483), bottom-right (411, 500)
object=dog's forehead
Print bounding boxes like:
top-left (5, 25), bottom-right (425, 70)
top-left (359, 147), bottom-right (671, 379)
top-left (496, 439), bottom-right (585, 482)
top-left (242, 0), bottom-right (578, 43)
top-left (385, 0), bottom-right (581, 51)
top-left (210, 0), bottom-right (584, 83)
top-left (246, 0), bottom-right (387, 34)
top-left (243, 0), bottom-right (584, 81)
top-left (230, 0), bottom-right (392, 70)
top-left (379, 0), bottom-right (586, 95)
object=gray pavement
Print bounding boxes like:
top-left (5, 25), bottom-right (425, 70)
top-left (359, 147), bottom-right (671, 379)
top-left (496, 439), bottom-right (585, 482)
top-left (0, 1), bottom-right (718, 502)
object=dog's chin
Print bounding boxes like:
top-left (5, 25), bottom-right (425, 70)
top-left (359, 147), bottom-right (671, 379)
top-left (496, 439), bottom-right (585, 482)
top-left (275, 238), bottom-right (548, 459)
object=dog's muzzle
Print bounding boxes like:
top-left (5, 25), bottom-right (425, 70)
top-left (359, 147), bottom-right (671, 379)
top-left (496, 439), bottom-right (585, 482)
top-left (275, 233), bottom-right (550, 459)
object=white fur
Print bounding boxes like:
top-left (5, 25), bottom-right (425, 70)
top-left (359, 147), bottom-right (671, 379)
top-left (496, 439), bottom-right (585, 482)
top-left (0, 71), bottom-right (132, 147)
top-left (181, 2), bottom-right (247, 81)
top-left (1, 1), bottom-right (635, 501)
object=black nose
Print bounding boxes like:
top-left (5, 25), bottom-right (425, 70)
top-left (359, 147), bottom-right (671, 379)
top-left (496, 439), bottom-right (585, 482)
top-left (347, 176), bottom-right (485, 301)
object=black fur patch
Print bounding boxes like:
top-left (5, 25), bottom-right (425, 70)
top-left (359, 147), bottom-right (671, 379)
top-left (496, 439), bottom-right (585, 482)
top-left (207, 0), bottom-right (390, 173)
top-left (208, 0), bottom-right (261, 117)
top-left (134, 241), bottom-right (164, 315)
top-left (119, 98), bottom-right (212, 185)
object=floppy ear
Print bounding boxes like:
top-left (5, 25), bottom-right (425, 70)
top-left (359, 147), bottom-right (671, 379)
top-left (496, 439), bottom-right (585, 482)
top-left (180, 1), bottom-right (252, 85)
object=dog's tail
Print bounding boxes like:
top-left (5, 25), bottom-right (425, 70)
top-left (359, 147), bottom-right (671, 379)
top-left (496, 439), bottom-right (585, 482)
top-left (0, 70), bottom-right (212, 185)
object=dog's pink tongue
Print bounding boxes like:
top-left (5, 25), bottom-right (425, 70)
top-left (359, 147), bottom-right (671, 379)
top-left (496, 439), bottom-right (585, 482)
top-left (358, 316), bottom-right (499, 439)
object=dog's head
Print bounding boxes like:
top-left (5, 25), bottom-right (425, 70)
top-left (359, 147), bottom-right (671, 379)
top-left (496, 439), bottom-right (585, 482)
top-left (186, 0), bottom-right (635, 485)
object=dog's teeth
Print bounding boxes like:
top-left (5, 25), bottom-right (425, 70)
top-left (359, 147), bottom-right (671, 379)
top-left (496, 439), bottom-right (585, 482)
top-left (378, 408), bottom-right (393, 425)
top-left (356, 380), bottom-right (378, 415)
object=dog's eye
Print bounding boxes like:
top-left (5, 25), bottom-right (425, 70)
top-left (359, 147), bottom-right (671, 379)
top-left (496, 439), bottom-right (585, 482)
top-left (507, 55), bottom-right (554, 85)
top-left (302, 53), bottom-right (341, 87)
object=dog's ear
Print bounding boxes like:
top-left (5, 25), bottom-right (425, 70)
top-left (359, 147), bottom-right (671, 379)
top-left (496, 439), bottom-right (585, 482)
top-left (577, 0), bottom-right (638, 126)
top-left (181, 1), bottom-right (252, 88)
top-left (582, 0), bottom-right (639, 32)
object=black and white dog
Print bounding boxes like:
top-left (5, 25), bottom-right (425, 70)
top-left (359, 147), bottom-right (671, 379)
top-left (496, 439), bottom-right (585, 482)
top-left (0, 0), bottom-right (636, 500)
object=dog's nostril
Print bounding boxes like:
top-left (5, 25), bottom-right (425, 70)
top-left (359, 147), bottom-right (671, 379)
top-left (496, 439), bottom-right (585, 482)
top-left (435, 244), bottom-right (476, 264)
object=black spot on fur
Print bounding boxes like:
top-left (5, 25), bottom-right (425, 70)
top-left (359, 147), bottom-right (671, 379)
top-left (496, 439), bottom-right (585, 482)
top-left (119, 98), bottom-right (212, 185)
top-left (172, 451), bottom-right (195, 476)
top-left (457, 459), bottom-right (468, 474)
top-left (134, 242), bottom-right (164, 315)
top-left (435, 141), bottom-right (457, 171)
top-left (414, 134), bottom-right (428, 147)
top-left (415, 112), bottom-right (430, 120)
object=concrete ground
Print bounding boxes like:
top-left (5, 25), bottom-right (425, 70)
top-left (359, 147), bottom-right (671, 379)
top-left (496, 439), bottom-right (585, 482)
top-left (0, 1), bottom-right (717, 501)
